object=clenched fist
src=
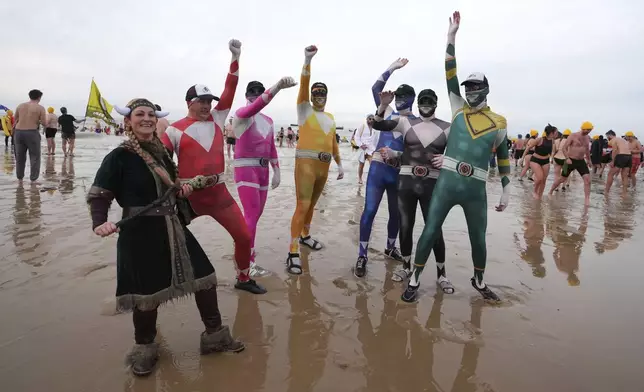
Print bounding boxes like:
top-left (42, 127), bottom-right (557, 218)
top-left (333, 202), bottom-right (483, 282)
top-left (94, 221), bottom-right (119, 237)
top-left (304, 45), bottom-right (318, 58)
top-left (277, 76), bottom-right (297, 90)
top-left (229, 39), bottom-right (242, 56)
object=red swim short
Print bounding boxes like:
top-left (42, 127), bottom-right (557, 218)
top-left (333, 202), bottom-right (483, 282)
top-left (632, 154), bottom-right (641, 175)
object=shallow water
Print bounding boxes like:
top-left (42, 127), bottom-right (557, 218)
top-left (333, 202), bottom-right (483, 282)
top-left (0, 136), bottom-right (642, 392)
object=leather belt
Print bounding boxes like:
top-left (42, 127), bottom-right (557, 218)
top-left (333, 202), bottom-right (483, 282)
top-left (295, 149), bottom-right (333, 163)
top-left (399, 165), bottom-right (439, 179)
top-left (442, 156), bottom-right (487, 182)
top-left (179, 173), bottom-right (224, 188)
top-left (371, 152), bottom-right (402, 169)
top-left (123, 204), bottom-right (175, 218)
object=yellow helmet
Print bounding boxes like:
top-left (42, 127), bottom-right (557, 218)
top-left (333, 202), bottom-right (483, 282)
top-left (47, 107), bottom-right (54, 113)
top-left (625, 131), bottom-right (635, 137)
top-left (529, 129), bottom-right (538, 137)
top-left (592, 135), bottom-right (600, 140)
top-left (581, 121), bottom-right (594, 130)
top-left (563, 129), bottom-right (572, 136)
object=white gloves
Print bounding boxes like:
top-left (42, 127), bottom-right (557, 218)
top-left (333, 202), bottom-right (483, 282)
top-left (271, 168), bottom-right (281, 189)
top-left (229, 39), bottom-right (242, 56)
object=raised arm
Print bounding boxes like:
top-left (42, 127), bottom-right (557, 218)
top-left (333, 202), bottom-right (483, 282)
top-left (297, 45), bottom-right (317, 124)
top-left (372, 58), bottom-right (409, 107)
top-left (213, 39), bottom-right (241, 123)
top-left (494, 123), bottom-right (511, 211)
top-left (445, 11), bottom-right (466, 115)
top-left (233, 77), bottom-right (297, 139)
top-left (373, 90), bottom-right (406, 134)
top-left (236, 77), bottom-right (297, 119)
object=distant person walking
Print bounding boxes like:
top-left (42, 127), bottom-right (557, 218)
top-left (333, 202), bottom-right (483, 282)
top-left (45, 107), bottom-right (59, 155)
top-left (57, 107), bottom-right (84, 157)
top-left (14, 89), bottom-right (47, 183)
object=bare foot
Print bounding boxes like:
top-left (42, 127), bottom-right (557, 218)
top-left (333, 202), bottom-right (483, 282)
top-left (358, 178), bottom-right (363, 185)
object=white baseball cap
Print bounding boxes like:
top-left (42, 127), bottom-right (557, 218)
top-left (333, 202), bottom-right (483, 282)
top-left (185, 84), bottom-right (220, 102)
top-left (461, 72), bottom-right (489, 86)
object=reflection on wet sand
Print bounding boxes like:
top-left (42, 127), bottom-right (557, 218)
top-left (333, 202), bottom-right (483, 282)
top-left (595, 195), bottom-right (636, 254)
top-left (12, 183), bottom-right (44, 266)
top-left (59, 157), bottom-right (76, 194)
top-left (515, 200), bottom-right (547, 278)
top-left (286, 254), bottom-right (332, 392)
top-left (357, 260), bottom-right (488, 392)
top-left (548, 204), bottom-right (588, 286)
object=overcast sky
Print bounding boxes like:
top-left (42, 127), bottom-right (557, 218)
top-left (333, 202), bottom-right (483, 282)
top-left (3, 0), bottom-right (642, 137)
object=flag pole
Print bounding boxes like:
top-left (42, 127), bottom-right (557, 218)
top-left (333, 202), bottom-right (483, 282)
top-left (82, 77), bottom-right (94, 131)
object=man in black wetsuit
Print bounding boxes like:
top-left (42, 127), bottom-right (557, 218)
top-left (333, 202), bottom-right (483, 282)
top-left (368, 89), bottom-right (453, 293)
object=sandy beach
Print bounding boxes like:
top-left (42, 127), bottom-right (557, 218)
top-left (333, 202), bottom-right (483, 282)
top-left (0, 136), bottom-right (642, 392)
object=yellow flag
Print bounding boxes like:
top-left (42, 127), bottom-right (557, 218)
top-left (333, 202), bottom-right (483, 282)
top-left (85, 80), bottom-right (116, 126)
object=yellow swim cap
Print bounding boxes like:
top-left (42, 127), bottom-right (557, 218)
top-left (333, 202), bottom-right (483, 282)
top-left (6, 109), bottom-right (12, 115)
top-left (47, 107), bottom-right (54, 113)
top-left (563, 129), bottom-right (571, 136)
top-left (530, 129), bottom-right (538, 137)
top-left (625, 131), bottom-right (635, 137)
top-left (581, 121), bottom-right (594, 130)
top-left (592, 135), bottom-right (599, 140)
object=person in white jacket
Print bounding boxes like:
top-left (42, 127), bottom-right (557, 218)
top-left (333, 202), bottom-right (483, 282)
top-left (354, 114), bottom-right (378, 184)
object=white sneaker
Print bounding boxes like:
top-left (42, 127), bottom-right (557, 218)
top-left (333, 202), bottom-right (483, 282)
top-left (249, 262), bottom-right (270, 277)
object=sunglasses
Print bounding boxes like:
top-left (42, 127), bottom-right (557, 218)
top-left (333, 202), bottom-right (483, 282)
top-left (247, 87), bottom-right (265, 96)
top-left (311, 89), bottom-right (327, 97)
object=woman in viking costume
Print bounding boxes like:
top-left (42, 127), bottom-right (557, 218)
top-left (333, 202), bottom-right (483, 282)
top-left (87, 98), bottom-right (243, 377)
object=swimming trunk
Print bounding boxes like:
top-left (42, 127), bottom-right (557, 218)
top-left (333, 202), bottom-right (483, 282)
top-left (226, 137), bottom-right (236, 145)
top-left (45, 128), bottom-right (57, 138)
top-left (61, 132), bottom-right (75, 140)
top-left (632, 154), bottom-right (641, 175)
top-left (530, 156), bottom-right (550, 166)
top-left (553, 157), bottom-right (565, 166)
top-left (514, 149), bottom-right (524, 159)
top-left (614, 154), bottom-right (632, 169)
top-left (562, 159), bottom-right (589, 177)
top-left (601, 154), bottom-right (611, 164)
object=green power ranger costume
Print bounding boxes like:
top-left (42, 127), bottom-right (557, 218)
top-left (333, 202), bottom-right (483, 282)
top-left (402, 15), bottom-right (511, 303)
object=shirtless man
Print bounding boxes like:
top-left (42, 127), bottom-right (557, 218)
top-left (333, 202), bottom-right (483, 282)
top-left (154, 104), bottom-right (170, 138)
top-left (512, 134), bottom-right (525, 166)
top-left (14, 89), bottom-right (47, 183)
top-left (549, 122), bottom-right (593, 204)
top-left (625, 132), bottom-right (642, 188)
top-left (604, 130), bottom-right (632, 193)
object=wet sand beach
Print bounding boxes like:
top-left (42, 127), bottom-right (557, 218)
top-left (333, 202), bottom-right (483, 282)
top-left (0, 136), bottom-right (642, 392)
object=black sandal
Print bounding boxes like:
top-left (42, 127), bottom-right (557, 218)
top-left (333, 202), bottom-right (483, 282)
top-left (299, 236), bottom-right (323, 250)
top-left (286, 253), bottom-right (303, 275)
